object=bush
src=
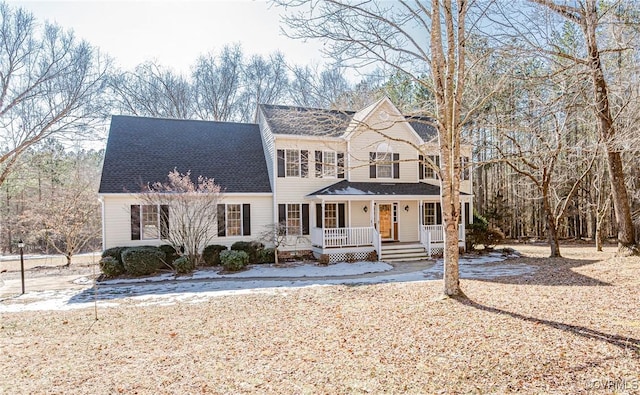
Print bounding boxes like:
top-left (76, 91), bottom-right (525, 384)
top-left (102, 247), bottom-right (126, 265)
top-left (318, 254), bottom-right (330, 265)
top-left (220, 250), bottom-right (249, 271)
top-left (202, 244), bottom-right (228, 266)
top-left (173, 256), bottom-right (195, 274)
top-left (466, 211), bottom-right (505, 250)
top-left (366, 250), bottom-right (378, 262)
top-left (99, 256), bottom-right (125, 277)
top-left (159, 244), bottom-right (180, 267)
top-left (257, 248), bottom-right (275, 264)
top-left (231, 241), bottom-right (264, 264)
top-left (121, 247), bottom-right (166, 276)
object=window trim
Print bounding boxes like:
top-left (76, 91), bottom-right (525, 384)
top-left (285, 149), bottom-right (301, 178)
top-left (131, 204), bottom-right (169, 241)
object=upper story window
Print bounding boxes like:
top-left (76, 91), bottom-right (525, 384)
top-left (419, 154), bottom-right (440, 180)
top-left (461, 156), bottom-right (470, 181)
top-left (370, 143), bottom-right (399, 179)
top-left (315, 150), bottom-right (345, 179)
top-left (130, 204), bottom-right (169, 240)
top-left (277, 149), bottom-right (308, 178)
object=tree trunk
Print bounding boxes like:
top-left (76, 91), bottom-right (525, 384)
top-left (595, 225), bottom-right (603, 252)
top-left (547, 217), bottom-right (561, 258)
top-left (583, 0), bottom-right (637, 254)
top-left (65, 253), bottom-right (72, 267)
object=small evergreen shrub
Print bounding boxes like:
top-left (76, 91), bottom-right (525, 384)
top-left (257, 248), bottom-right (275, 264)
top-left (159, 244), bottom-right (180, 267)
top-left (202, 244), bottom-right (228, 266)
top-left (173, 256), bottom-right (195, 274)
top-left (345, 252), bottom-right (357, 263)
top-left (99, 256), bottom-right (125, 277)
top-left (466, 211), bottom-right (505, 251)
top-left (101, 247), bottom-right (126, 265)
top-left (220, 250), bottom-right (249, 271)
top-left (366, 250), bottom-right (378, 262)
top-left (231, 241), bottom-right (264, 263)
top-left (121, 247), bottom-right (166, 276)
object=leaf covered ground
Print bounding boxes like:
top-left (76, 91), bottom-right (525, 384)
top-left (1, 245), bottom-right (639, 394)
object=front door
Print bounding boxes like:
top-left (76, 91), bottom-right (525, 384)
top-left (379, 204), bottom-right (393, 240)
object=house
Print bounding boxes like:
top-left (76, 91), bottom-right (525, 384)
top-left (98, 97), bottom-right (473, 262)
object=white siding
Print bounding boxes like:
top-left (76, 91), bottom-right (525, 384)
top-left (257, 108), bottom-right (276, 191)
top-left (101, 194), bottom-right (273, 250)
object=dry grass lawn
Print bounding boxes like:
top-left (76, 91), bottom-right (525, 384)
top-left (1, 245), bottom-right (639, 394)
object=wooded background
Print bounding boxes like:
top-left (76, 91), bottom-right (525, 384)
top-left (1, 1), bottom-right (638, 260)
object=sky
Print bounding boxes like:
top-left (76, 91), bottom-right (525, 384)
top-left (8, 0), bottom-right (327, 74)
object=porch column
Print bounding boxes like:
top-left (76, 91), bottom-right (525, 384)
top-left (321, 200), bottom-right (325, 249)
top-left (369, 199), bottom-right (374, 227)
top-left (348, 200), bottom-right (352, 228)
top-left (419, 199), bottom-right (423, 226)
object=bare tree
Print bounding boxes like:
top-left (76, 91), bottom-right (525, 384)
top-left (520, 0), bottom-right (638, 254)
top-left (108, 61), bottom-right (194, 119)
top-left (140, 169), bottom-right (222, 264)
top-left (239, 52), bottom-right (289, 122)
top-left (289, 64), bottom-right (351, 108)
top-left (0, 3), bottom-right (109, 187)
top-left (192, 43), bottom-right (244, 121)
top-left (276, 0), bottom-right (499, 296)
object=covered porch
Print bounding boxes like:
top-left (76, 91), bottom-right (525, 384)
top-left (306, 180), bottom-right (470, 262)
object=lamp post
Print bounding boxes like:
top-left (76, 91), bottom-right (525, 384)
top-left (18, 239), bottom-right (25, 295)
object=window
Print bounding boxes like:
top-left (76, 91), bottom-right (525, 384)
top-left (131, 204), bottom-right (169, 240)
top-left (226, 204), bottom-right (242, 236)
top-left (316, 150), bottom-right (344, 178)
top-left (461, 156), bottom-right (470, 181)
top-left (370, 151), bottom-right (400, 179)
top-left (217, 204), bottom-right (251, 237)
top-left (423, 155), bottom-right (440, 179)
top-left (324, 203), bottom-right (338, 228)
top-left (323, 151), bottom-right (336, 178)
top-left (423, 202), bottom-right (442, 225)
top-left (278, 203), bottom-right (310, 235)
top-left (376, 151), bottom-right (393, 178)
top-left (287, 204), bottom-right (301, 235)
top-left (286, 149), bottom-right (300, 177)
top-left (277, 149), bottom-right (309, 178)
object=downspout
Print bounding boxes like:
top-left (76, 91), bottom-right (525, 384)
top-left (98, 195), bottom-right (106, 251)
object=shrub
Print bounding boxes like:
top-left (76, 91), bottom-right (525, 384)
top-left (101, 247), bottom-right (126, 265)
top-left (466, 211), bottom-right (505, 251)
top-left (345, 252), bottom-right (357, 263)
top-left (121, 247), bottom-right (166, 276)
top-left (99, 256), bottom-right (125, 277)
top-left (366, 250), bottom-right (378, 262)
top-left (220, 250), bottom-right (249, 271)
top-left (231, 241), bottom-right (264, 263)
top-left (173, 256), bottom-right (195, 274)
top-left (159, 244), bottom-right (180, 267)
top-left (257, 248), bottom-right (275, 264)
top-left (202, 244), bottom-right (228, 266)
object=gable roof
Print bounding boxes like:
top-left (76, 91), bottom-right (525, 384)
top-left (259, 104), bottom-right (354, 137)
top-left (99, 115), bottom-right (272, 194)
top-left (259, 102), bottom-right (437, 141)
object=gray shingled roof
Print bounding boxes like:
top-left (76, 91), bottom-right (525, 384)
top-left (307, 180), bottom-right (443, 197)
top-left (259, 104), bottom-right (354, 137)
top-left (260, 103), bottom-right (437, 141)
top-left (99, 115), bottom-right (272, 194)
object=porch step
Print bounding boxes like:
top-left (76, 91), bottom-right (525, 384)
top-left (380, 243), bottom-right (430, 262)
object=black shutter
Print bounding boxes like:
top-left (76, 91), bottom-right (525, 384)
top-left (316, 203), bottom-right (323, 228)
top-left (418, 155), bottom-right (424, 180)
top-left (278, 204), bottom-right (286, 225)
top-left (302, 204), bottom-right (310, 235)
top-left (369, 152), bottom-right (376, 178)
top-left (393, 153), bottom-right (400, 179)
top-left (315, 150), bottom-right (323, 178)
top-left (301, 150), bottom-right (309, 178)
top-left (130, 205), bottom-right (140, 240)
top-left (338, 203), bottom-right (346, 228)
top-left (337, 152), bottom-right (345, 179)
top-left (465, 202), bottom-right (471, 226)
top-left (160, 205), bottom-right (170, 239)
top-left (277, 149), bottom-right (285, 177)
top-left (242, 204), bottom-right (251, 236)
top-left (436, 202), bottom-right (442, 225)
top-left (217, 204), bottom-right (226, 237)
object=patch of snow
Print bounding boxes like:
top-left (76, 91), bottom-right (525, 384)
top-left (425, 253), bottom-right (534, 280)
top-left (330, 186), bottom-right (375, 195)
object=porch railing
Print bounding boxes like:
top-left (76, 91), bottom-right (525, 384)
top-left (421, 224), bottom-right (466, 244)
top-left (311, 227), bottom-right (375, 248)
